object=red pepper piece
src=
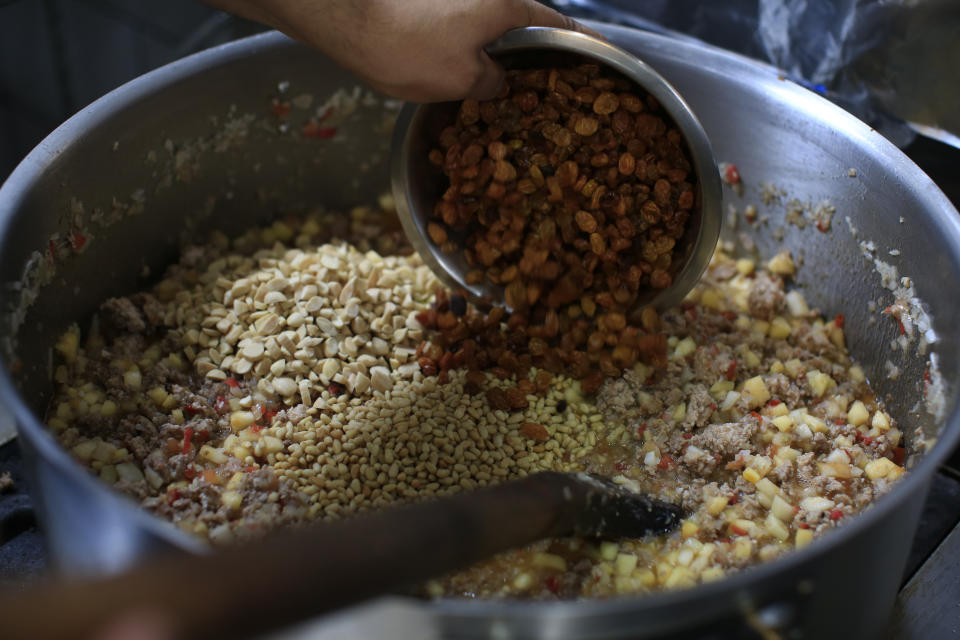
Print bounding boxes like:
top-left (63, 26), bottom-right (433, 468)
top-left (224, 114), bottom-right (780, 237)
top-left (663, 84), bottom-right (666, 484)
top-left (271, 100), bottom-right (291, 117)
top-left (829, 509), bottom-right (843, 521)
top-left (544, 575), bottom-right (561, 594)
top-left (614, 462), bottom-right (628, 472)
top-left (833, 314), bottom-right (844, 328)
top-left (72, 230), bottom-right (87, 250)
top-left (729, 524), bottom-right (748, 536)
top-left (892, 447), bottom-right (906, 466)
top-left (183, 404), bottom-right (203, 416)
top-left (636, 424), bottom-right (647, 437)
top-left (724, 164), bottom-right (741, 184)
top-left (798, 522), bottom-right (810, 530)
top-left (658, 454), bottom-right (675, 470)
top-left (301, 121), bottom-right (337, 138)
top-left (725, 360), bottom-right (738, 381)
top-left (225, 377), bottom-right (239, 388)
top-left (767, 399), bottom-right (781, 407)
top-left (183, 466), bottom-right (197, 481)
top-left (181, 427), bottom-right (194, 455)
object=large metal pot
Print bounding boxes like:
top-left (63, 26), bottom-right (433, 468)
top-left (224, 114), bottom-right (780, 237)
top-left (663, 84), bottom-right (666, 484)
top-left (1, 25), bottom-right (958, 640)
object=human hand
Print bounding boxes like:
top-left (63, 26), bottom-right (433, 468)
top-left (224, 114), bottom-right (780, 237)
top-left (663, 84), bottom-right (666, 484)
top-left (204, 0), bottom-right (601, 102)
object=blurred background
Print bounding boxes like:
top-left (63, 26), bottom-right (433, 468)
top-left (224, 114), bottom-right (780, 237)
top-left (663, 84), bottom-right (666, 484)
top-left (0, 0), bottom-right (264, 180)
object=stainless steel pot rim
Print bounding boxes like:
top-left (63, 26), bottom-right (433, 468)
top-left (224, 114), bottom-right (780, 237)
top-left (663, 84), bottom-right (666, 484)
top-left (0, 27), bottom-right (956, 618)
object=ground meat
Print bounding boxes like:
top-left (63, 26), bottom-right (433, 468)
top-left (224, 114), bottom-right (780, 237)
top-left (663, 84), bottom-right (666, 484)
top-left (692, 421), bottom-right (759, 459)
top-left (681, 385), bottom-right (715, 430)
top-left (100, 297), bottom-right (147, 334)
top-left (747, 272), bottom-right (784, 320)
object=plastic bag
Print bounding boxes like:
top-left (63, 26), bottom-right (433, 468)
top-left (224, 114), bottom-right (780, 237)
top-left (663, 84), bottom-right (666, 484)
top-left (552, 0), bottom-right (960, 148)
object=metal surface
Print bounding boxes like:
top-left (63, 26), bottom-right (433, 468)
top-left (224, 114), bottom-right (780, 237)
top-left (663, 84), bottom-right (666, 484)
top-left (391, 26), bottom-right (722, 310)
top-left (0, 22), bottom-right (958, 640)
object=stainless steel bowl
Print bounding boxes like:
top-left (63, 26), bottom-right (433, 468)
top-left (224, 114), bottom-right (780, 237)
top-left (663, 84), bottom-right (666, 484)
top-left (390, 26), bottom-right (722, 310)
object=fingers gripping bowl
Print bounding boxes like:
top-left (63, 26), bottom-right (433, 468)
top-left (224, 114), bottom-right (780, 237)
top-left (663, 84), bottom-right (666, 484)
top-left (0, 26), bottom-right (958, 640)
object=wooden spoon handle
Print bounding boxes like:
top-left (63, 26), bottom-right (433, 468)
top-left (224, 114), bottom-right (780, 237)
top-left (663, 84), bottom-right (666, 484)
top-left (0, 472), bottom-right (577, 640)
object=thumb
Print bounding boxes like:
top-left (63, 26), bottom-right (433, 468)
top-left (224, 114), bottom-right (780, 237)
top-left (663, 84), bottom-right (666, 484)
top-left (464, 51), bottom-right (507, 100)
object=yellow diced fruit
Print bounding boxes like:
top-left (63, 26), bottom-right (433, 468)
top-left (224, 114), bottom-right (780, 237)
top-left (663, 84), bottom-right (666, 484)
top-left (92, 441), bottom-right (116, 463)
top-left (710, 379), bottom-right (735, 400)
top-left (637, 570), bottom-right (657, 588)
top-left (221, 490), bottom-right (243, 511)
top-left (147, 386), bottom-right (168, 406)
top-left (847, 401), bottom-right (870, 427)
top-left (262, 436), bottom-right (284, 454)
top-left (734, 537), bottom-right (754, 560)
top-left (682, 521), bottom-right (700, 538)
top-left (171, 408), bottom-right (185, 425)
top-left (199, 445), bottom-right (228, 465)
top-left (71, 441), bottom-right (98, 462)
top-left (123, 368), bottom-right (142, 390)
top-left (805, 415), bottom-right (828, 433)
top-left (755, 477), bottom-right (778, 498)
top-left (115, 462), bottom-right (145, 484)
top-left (767, 250), bottom-right (796, 277)
top-left (828, 324), bottom-right (845, 349)
top-left (533, 552), bottom-right (567, 572)
top-left (784, 359), bottom-right (804, 379)
top-left (771, 495), bottom-right (795, 522)
top-left (600, 541), bottom-right (619, 561)
top-left (743, 468), bottom-right (761, 484)
top-left (807, 370), bottom-right (836, 398)
top-left (765, 513), bottom-right (790, 541)
top-left (226, 472), bottom-right (245, 491)
top-left (707, 495), bottom-right (730, 516)
top-left (770, 360), bottom-right (785, 375)
top-left (614, 553), bottom-right (638, 576)
top-left (664, 567), bottom-right (696, 589)
top-left (99, 465), bottom-right (118, 484)
top-left (230, 411), bottom-right (256, 431)
top-left (735, 258), bottom-right (755, 275)
top-left (671, 403), bottom-right (687, 422)
top-left (741, 376), bottom-right (771, 409)
top-left (673, 337), bottom-right (697, 360)
top-left (864, 457), bottom-right (903, 480)
top-left (772, 415), bottom-right (794, 432)
top-left (795, 529), bottom-right (815, 549)
top-left (701, 567), bottom-right (725, 583)
top-left (768, 317), bottom-right (792, 340)
top-left (55, 326), bottom-right (81, 363)
top-left (753, 319), bottom-right (770, 336)
top-left (767, 402), bottom-right (789, 417)
top-left (100, 400), bottom-right (118, 417)
top-left (742, 349), bottom-right (761, 368)
top-left (700, 288), bottom-right (722, 310)
top-left (775, 447), bottom-right (800, 466)
top-left (871, 410), bottom-right (891, 431)
top-left (513, 573), bottom-right (533, 590)
top-left (849, 365), bottom-right (866, 383)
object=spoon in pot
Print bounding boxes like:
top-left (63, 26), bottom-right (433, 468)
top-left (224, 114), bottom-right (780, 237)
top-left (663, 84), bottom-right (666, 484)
top-left (0, 471), bottom-right (682, 640)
